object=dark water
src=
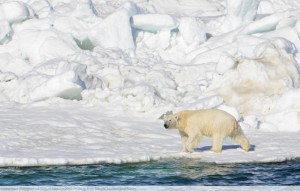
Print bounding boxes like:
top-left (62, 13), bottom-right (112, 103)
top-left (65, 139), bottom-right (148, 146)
top-left (0, 159), bottom-right (299, 186)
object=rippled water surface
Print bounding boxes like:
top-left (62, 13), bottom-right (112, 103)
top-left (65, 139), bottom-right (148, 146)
top-left (0, 159), bottom-right (299, 186)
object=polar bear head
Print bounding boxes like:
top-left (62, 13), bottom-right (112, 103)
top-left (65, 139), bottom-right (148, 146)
top-left (159, 112), bottom-right (180, 129)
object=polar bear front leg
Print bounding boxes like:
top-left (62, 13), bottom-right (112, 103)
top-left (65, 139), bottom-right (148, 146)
top-left (191, 133), bottom-right (202, 149)
top-left (179, 131), bottom-right (188, 152)
top-left (185, 135), bottom-right (197, 153)
top-left (211, 135), bottom-right (224, 153)
top-left (181, 137), bottom-right (188, 152)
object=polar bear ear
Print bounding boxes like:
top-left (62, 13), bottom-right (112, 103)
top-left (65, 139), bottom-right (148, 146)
top-left (158, 111), bottom-right (173, 120)
top-left (158, 114), bottom-right (165, 120)
top-left (175, 115), bottom-right (180, 121)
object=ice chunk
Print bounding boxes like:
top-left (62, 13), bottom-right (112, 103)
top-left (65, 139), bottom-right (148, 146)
top-left (100, 67), bottom-right (124, 89)
top-left (0, 91), bottom-right (8, 101)
top-left (17, 29), bottom-right (79, 65)
top-left (89, 2), bottom-right (136, 51)
top-left (216, 53), bottom-right (237, 75)
top-left (0, 1), bottom-right (29, 23)
top-left (258, 0), bottom-right (300, 14)
top-left (40, 36), bottom-right (79, 61)
top-left (243, 115), bottom-right (259, 129)
top-left (0, 58), bottom-right (104, 103)
top-left (260, 27), bottom-right (300, 50)
top-left (296, 20), bottom-right (300, 37)
top-left (266, 89), bottom-right (300, 132)
top-left (29, 0), bottom-right (53, 18)
top-left (131, 14), bottom-right (178, 32)
top-left (221, 0), bottom-right (260, 32)
top-left (188, 43), bottom-right (237, 65)
top-left (147, 0), bottom-right (224, 17)
top-left (0, 53), bottom-right (32, 76)
top-left (28, 71), bottom-right (83, 101)
top-left (0, 20), bottom-right (11, 44)
top-left (257, 0), bottom-right (274, 14)
top-left (254, 37), bottom-right (297, 57)
top-left (236, 35), bottom-right (265, 58)
top-left (36, 60), bottom-right (103, 90)
top-left (0, 72), bottom-right (17, 82)
top-left (242, 9), bottom-right (300, 35)
top-left (179, 95), bottom-right (224, 111)
top-left (276, 17), bottom-right (297, 30)
top-left (73, 0), bottom-right (98, 17)
top-left (240, 14), bottom-right (280, 35)
top-left (140, 30), bottom-right (171, 50)
top-left (122, 1), bottom-right (138, 17)
top-left (178, 17), bottom-right (206, 46)
top-left (121, 85), bottom-right (161, 112)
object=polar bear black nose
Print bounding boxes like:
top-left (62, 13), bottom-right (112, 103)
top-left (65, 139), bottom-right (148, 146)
top-left (164, 124), bottom-right (168, 129)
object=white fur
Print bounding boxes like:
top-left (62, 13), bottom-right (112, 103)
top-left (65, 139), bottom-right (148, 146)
top-left (163, 109), bottom-right (250, 153)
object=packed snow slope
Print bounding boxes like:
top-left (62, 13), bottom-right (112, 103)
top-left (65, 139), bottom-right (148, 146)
top-left (0, 0), bottom-right (300, 166)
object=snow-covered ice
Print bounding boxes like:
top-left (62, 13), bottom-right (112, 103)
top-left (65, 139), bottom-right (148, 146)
top-left (131, 14), bottom-right (178, 32)
top-left (0, 102), bottom-right (299, 166)
top-left (0, 1), bottom-right (29, 24)
top-left (0, 0), bottom-right (300, 166)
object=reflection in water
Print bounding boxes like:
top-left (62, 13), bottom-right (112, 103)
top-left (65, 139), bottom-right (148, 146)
top-left (172, 159), bottom-right (235, 179)
top-left (0, 159), bottom-right (299, 186)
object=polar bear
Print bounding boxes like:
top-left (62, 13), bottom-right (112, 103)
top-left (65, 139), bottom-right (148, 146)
top-left (161, 109), bottom-right (250, 153)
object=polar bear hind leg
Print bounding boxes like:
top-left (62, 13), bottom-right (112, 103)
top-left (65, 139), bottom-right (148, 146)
top-left (211, 135), bottom-right (225, 153)
top-left (230, 127), bottom-right (250, 152)
top-left (191, 133), bottom-right (203, 149)
top-left (185, 133), bottom-right (202, 153)
top-left (180, 134), bottom-right (188, 152)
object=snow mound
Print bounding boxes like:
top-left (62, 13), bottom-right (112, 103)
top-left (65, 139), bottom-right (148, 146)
top-left (0, 1), bottom-right (29, 24)
top-left (213, 38), bottom-right (300, 115)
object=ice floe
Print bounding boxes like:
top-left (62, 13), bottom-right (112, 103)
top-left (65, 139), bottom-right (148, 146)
top-left (0, 0), bottom-right (300, 166)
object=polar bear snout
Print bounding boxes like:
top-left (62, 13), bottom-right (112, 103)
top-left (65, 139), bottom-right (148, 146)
top-left (163, 120), bottom-right (173, 129)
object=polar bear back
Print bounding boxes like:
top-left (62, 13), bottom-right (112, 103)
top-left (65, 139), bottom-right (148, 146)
top-left (178, 109), bottom-right (238, 137)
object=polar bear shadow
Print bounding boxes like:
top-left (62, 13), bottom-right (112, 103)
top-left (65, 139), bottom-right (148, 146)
top-left (195, 144), bottom-right (256, 152)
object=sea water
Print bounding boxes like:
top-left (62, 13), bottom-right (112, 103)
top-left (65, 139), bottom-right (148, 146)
top-left (0, 159), bottom-right (299, 186)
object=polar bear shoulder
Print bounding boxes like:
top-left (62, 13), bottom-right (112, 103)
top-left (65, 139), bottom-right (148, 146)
top-left (176, 109), bottom-right (236, 127)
